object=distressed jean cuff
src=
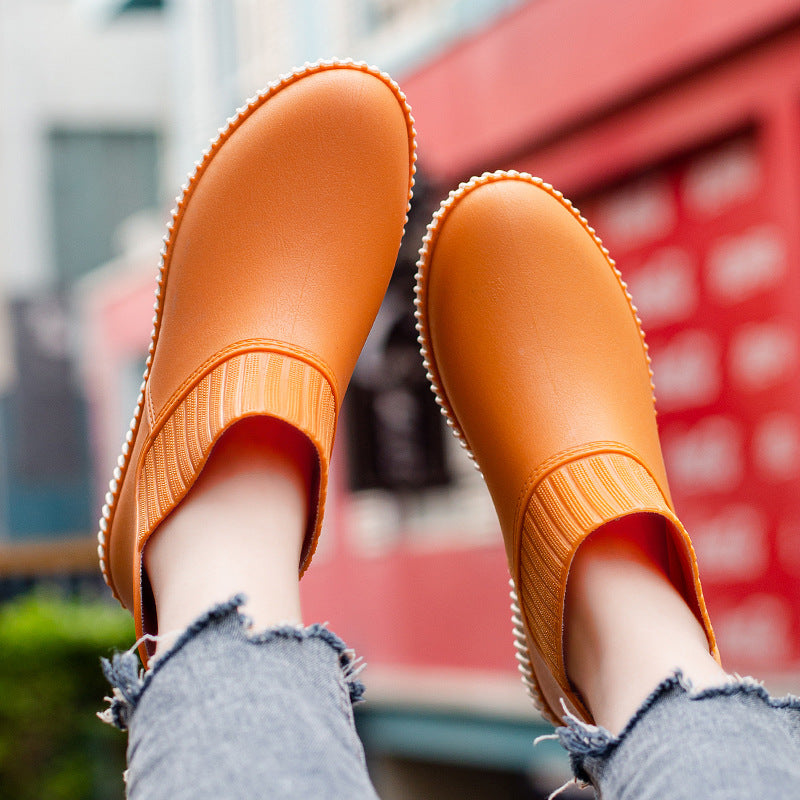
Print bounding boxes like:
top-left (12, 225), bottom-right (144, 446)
top-left (555, 671), bottom-right (800, 799)
top-left (98, 595), bottom-right (379, 799)
top-left (99, 594), bottom-right (365, 731)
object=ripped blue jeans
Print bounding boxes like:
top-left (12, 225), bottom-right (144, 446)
top-left (102, 597), bottom-right (800, 799)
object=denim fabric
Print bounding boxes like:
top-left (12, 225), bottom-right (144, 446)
top-left (556, 671), bottom-right (800, 800)
top-left (101, 600), bottom-right (800, 800)
top-left (100, 596), bottom-right (379, 800)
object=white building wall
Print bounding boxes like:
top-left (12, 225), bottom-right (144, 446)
top-left (0, 0), bottom-right (168, 296)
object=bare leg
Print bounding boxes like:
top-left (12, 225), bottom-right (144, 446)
top-left (565, 514), bottom-right (728, 734)
top-left (108, 418), bottom-right (378, 799)
top-left (143, 416), bottom-right (314, 657)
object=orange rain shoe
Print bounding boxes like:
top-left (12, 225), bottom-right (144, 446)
top-left (415, 171), bottom-right (718, 724)
top-left (97, 61), bottom-right (416, 660)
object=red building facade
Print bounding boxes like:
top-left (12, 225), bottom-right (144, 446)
top-left (302, 0), bottom-right (800, 680)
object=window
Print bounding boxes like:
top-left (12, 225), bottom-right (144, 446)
top-left (49, 129), bottom-right (159, 286)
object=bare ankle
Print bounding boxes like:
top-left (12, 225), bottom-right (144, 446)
top-left (565, 515), bottom-right (726, 733)
top-left (143, 417), bottom-right (314, 653)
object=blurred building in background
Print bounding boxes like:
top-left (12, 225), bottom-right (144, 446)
top-left (4, 0), bottom-right (800, 797)
top-left (401, 0), bottom-right (800, 680)
top-left (0, 0), bottom-right (167, 577)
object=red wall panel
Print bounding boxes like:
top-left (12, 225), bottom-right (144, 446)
top-left (579, 131), bottom-right (800, 672)
top-left (304, 8), bottom-right (800, 680)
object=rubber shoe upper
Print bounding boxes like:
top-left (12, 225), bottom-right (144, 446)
top-left (98, 62), bottom-right (416, 658)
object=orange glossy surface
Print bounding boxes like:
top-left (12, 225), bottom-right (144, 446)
top-left (104, 64), bottom-right (415, 650)
top-left (418, 173), bottom-right (715, 721)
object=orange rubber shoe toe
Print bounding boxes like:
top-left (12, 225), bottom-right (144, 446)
top-left (97, 61), bottom-right (416, 660)
top-left (415, 171), bottom-right (717, 724)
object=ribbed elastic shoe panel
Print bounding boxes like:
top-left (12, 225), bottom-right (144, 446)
top-left (137, 351), bottom-right (335, 543)
top-left (518, 452), bottom-right (672, 687)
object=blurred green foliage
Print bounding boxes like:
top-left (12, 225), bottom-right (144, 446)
top-left (0, 591), bottom-right (134, 799)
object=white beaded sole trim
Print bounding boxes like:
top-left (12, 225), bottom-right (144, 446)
top-left (509, 578), bottom-right (550, 713)
top-left (97, 59), bottom-right (417, 598)
top-left (413, 170), bottom-right (655, 716)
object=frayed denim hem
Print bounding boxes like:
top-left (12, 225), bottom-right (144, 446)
top-left (98, 594), bottom-right (366, 731)
top-left (556, 670), bottom-right (800, 786)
